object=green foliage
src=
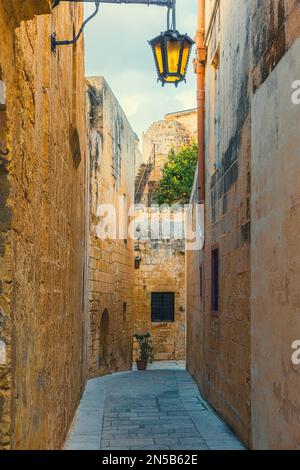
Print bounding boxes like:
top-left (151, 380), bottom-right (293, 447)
top-left (133, 333), bottom-right (154, 363)
top-left (154, 142), bottom-right (198, 205)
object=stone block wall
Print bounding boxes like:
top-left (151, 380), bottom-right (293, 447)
top-left (189, 0), bottom-right (252, 446)
top-left (0, 1), bottom-right (88, 449)
top-left (133, 110), bottom-right (196, 362)
top-left (133, 236), bottom-right (186, 362)
top-left (187, 0), bottom-right (300, 449)
top-left (251, 36), bottom-right (300, 451)
top-left (143, 109), bottom-right (197, 164)
top-left (249, 0), bottom-right (300, 449)
top-left (86, 77), bottom-right (135, 378)
top-left (186, 172), bottom-right (204, 389)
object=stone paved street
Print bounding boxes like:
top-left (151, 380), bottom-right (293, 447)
top-left (65, 364), bottom-right (245, 450)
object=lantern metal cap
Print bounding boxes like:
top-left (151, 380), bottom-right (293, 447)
top-left (149, 29), bottom-right (192, 42)
top-left (149, 29), bottom-right (195, 87)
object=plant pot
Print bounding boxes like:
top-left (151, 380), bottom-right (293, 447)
top-left (136, 360), bottom-right (148, 371)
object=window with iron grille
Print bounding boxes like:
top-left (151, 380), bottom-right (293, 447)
top-left (151, 292), bottom-right (175, 323)
top-left (122, 302), bottom-right (127, 322)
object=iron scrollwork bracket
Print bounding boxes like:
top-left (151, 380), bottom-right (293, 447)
top-left (50, 0), bottom-right (175, 52)
top-left (51, 1), bottom-right (101, 53)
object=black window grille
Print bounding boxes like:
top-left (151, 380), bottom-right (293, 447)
top-left (151, 292), bottom-right (175, 323)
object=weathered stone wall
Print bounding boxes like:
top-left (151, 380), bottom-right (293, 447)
top-left (140, 109), bottom-right (197, 204)
top-left (251, 37), bottom-right (300, 451)
top-left (143, 109), bottom-right (197, 163)
top-left (187, 0), bottom-right (300, 449)
top-left (187, 0), bottom-right (252, 446)
top-left (164, 109), bottom-right (198, 143)
top-left (86, 77), bottom-right (135, 378)
top-left (186, 172), bottom-right (204, 390)
top-left (133, 221), bottom-right (186, 362)
top-left (250, 0), bottom-right (300, 449)
top-left (0, 1), bottom-right (88, 449)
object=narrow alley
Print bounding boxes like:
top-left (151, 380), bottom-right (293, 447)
top-left (65, 364), bottom-right (245, 451)
top-left (1, 0), bottom-right (300, 457)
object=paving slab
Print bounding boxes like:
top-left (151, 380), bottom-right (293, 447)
top-left (64, 362), bottom-right (246, 451)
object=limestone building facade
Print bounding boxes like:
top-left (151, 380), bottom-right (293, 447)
top-left (86, 77), bottom-right (136, 378)
top-left (133, 210), bottom-right (186, 362)
top-left (0, 1), bottom-right (88, 449)
top-left (186, 0), bottom-right (300, 450)
top-left (136, 109), bottom-right (197, 205)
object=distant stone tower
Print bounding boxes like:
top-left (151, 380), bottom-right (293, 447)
top-left (135, 109), bottom-right (197, 205)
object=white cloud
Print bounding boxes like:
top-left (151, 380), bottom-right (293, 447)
top-left (180, 12), bottom-right (197, 34)
top-left (174, 90), bottom-right (197, 110)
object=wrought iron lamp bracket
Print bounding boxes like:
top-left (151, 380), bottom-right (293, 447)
top-left (51, 0), bottom-right (175, 53)
top-left (52, 0), bottom-right (174, 8)
top-left (51, 1), bottom-right (101, 53)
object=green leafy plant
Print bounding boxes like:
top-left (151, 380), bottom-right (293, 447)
top-left (133, 333), bottom-right (154, 363)
top-left (154, 142), bottom-right (198, 205)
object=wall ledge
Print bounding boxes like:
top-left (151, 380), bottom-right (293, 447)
top-left (9, 0), bottom-right (52, 25)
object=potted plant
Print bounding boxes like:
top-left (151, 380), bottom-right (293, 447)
top-left (133, 333), bottom-right (154, 371)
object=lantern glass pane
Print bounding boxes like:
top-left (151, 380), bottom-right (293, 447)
top-left (154, 43), bottom-right (164, 74)
top-left (164, 76), bottom-right (180, 83)
top-left (180, 41), bottom-right (191, 75)
top-left (167, 39), bottom-right (181, 74)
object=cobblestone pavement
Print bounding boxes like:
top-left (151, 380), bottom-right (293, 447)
top-left (65, 364), bottom-right (245, 450)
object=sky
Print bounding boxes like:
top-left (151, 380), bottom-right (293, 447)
top-left (85, 0), bottom-right (197, 140)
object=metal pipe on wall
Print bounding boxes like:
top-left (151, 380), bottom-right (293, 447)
top-left (195, 0), bottom-right (206, 203)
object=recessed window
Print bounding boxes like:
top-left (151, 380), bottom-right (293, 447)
top-left (122, 302), bottom-right (127, 322)
top-left (123, 193), bottom-right (128, 245)
top-left (200, 265), bottom-right (203, 298)
top-left (211, 247), bottom-right (219, 313)
top-left (151, 292), bottom-right (175, 323)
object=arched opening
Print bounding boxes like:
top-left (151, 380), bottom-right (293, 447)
top-left (98, 309), bottom-right (109, 374)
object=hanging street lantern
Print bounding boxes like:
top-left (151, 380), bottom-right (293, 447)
top-left (149, 0), bottom-right (194, 86)
top-left (149, 30), bottom-right (194, 87)
top-left (51, 1), bottom-right (193, 87)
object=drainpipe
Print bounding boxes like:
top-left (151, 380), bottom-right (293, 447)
top-left (195, 0), bottom-right (207, 203)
